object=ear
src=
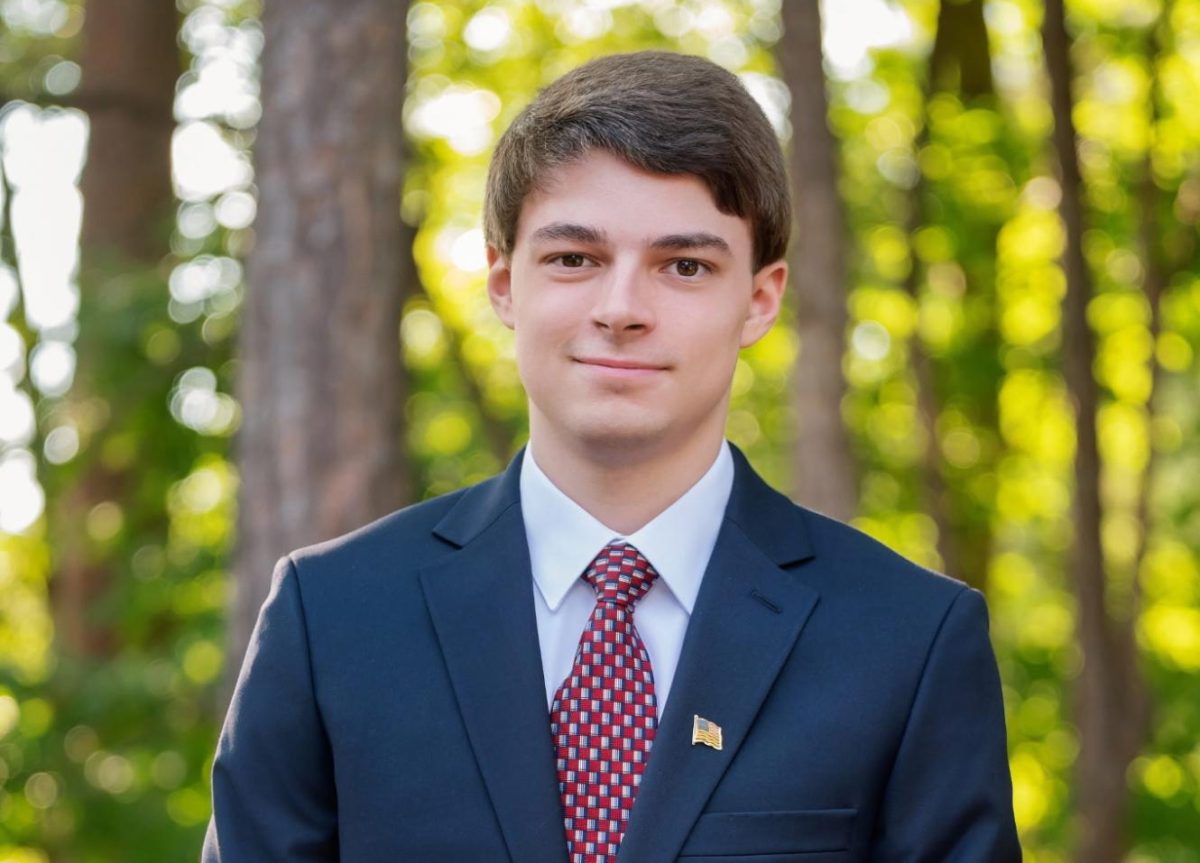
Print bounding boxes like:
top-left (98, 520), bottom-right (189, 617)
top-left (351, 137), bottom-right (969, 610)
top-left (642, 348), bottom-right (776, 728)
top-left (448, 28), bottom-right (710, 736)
top-left (740, 259), bottom-right (788, 348)
top-left (486, 245), bottom-right (515, 330)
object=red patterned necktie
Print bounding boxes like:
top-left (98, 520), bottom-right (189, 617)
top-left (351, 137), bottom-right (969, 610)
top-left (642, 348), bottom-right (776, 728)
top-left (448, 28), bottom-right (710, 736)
top-left (551, 541), bottom-right (660, 863)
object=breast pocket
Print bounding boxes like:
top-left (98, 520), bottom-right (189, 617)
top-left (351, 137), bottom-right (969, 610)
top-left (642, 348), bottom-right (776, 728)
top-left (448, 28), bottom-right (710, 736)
top-left (677, 808), bottom-right (856, 861)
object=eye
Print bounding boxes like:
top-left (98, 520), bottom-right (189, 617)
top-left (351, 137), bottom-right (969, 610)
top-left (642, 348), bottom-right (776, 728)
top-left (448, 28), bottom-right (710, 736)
top-left (553, 253), bottom-right (589, 268)
top-left (669, 259), bottom-right (708, 277)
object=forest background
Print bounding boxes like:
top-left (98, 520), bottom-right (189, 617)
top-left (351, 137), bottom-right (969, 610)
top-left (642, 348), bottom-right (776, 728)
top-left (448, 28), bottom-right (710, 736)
top-left (0, 0), bottom-right (1198, 860)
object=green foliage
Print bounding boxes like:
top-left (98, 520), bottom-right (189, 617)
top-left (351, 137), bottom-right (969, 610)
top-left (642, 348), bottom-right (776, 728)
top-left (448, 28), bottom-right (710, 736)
top-left (0, 234), bottom-right (237, 860)
top-left (0, 0), bottom-right (83, 107)
top-left (0, 0), bottom-right (1199, 861)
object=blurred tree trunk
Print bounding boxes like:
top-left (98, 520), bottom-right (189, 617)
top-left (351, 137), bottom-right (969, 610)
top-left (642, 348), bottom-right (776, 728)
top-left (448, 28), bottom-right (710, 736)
top-left (1132, 13), bottom-right (1168, 613)
top-left (77, 1), bottom-right (178, 257)
top-left (927, 0), bottom-right (993, 97)
top-left (1042, 2), bottom-right (1146, 860)
top-left (52, 0), bottom-right (179, 658)
top-left (904, 0), bottom-right (999, 590)
top-left (1125, 1), bottom-right (1176, 848)
top-left (778, 0), bottom-right (857, 522)
top-left (1132, 6), bottom-right (1184, 619)
top-left (230, 0), bottom-right (412, 682)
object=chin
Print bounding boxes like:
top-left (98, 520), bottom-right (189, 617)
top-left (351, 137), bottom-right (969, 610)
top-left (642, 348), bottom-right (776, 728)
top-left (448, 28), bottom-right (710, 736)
top-left (564, 411), bottom-right (686, 463)
top-left (577, 416), bottom-right (664, 445)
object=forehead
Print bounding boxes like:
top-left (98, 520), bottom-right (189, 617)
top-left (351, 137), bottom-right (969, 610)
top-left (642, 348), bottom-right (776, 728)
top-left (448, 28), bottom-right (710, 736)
top-left (514, 150), bottom-right (753, 255)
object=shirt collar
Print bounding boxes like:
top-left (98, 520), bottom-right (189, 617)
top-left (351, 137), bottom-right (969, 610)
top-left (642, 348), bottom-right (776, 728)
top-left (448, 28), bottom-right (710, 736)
top-left (520, 441), bottom-right (734, 615)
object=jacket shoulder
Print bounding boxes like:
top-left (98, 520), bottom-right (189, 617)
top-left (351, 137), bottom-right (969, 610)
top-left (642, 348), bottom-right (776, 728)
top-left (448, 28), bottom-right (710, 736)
top-left (286, 480), bottom-right (481, 578)
top-left (795, 504), bottom-right (971, 607)
top-left (727, 446), bottom-right (967, 606)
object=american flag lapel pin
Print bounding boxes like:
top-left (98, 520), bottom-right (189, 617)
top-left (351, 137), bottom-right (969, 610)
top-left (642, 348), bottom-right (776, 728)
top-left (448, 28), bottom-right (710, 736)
top-left (691, 715), bottom-right (723, 751)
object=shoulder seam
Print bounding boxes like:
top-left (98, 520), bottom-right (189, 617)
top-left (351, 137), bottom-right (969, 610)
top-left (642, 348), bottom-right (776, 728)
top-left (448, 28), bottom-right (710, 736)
top-left (283, 554), bottom-right (333, 739)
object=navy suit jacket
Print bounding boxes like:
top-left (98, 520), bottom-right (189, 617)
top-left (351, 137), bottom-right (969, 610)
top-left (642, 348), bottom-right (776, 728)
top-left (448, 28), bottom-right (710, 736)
top-left (203, 446), bottom-right (1020, 862)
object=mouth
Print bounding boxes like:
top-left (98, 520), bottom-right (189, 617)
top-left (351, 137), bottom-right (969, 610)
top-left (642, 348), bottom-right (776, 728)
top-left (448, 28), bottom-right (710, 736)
top-left (573, 356), bottom-right (669, 378)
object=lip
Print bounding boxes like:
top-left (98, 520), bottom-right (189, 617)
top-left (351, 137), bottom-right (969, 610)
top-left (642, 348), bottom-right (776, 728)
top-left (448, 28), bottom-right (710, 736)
top-left (573, 357), bottom-right (668, 378)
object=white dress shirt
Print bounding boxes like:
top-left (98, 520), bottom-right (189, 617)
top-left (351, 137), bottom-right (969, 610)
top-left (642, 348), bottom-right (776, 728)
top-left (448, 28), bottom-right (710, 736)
top-left (519, 440), bottom-right (734, 715)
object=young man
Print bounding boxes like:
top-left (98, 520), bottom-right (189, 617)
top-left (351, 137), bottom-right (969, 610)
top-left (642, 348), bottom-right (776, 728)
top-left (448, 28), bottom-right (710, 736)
top-left (204, 52), bottom-right (1020, 862)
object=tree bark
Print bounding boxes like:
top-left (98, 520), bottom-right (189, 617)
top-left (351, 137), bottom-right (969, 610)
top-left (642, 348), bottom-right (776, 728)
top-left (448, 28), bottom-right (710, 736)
top-left (1042, 2), bottom-right (1144, 859)
top-left (928, 0), bottom-right (994, 98)
top-left (779, 0), bottom-right (857, 521)
top-left (229, 0), bottom-right (412, 683)
top-left (904, 0), bottom-right (997, 589)
top-left (1132, 5), bottom-right (1178, 626)
top-left (78, 0), bottom-right (179, 258)
top-left (52, 0), bottom-right (180, 658)
top-left (1124, 0), bottom-right (1173, 822)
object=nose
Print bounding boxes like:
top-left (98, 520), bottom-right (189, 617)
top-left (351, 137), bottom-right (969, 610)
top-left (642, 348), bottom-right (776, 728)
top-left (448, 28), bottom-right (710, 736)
top-left (589, 262), bottom-right (655, 335)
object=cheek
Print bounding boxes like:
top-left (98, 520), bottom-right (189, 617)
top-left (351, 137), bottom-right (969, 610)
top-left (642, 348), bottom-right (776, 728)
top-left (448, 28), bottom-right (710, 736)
top-left (679, 304), bottom-right (745, 360)
top-left (514, 292), bottom-right (587, 344)
top-left (514, 310), bottom-right (570, 352)
top-left (691, 334), bottom-right (745, 396)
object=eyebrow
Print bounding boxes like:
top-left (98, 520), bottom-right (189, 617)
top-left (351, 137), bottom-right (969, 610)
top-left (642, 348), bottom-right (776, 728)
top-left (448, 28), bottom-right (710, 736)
top-left (528, 222), bottom-right (732, 256)
top-left (649, 232), bottom-right (732, 257)
top-left (529, 222), bottom-right (609, 245)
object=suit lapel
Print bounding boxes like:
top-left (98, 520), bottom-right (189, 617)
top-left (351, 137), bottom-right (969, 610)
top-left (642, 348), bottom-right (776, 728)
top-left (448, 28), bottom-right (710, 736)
top-left (419, 452), bottom-right (569, 863)
top-left (418, 445), bottom-right (821, 863)
top-left (616, 447), bottom-right (821, 863)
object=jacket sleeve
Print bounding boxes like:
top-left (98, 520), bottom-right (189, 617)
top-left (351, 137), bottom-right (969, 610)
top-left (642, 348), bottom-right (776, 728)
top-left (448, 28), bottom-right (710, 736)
top-left (202, 556), bottom-right (339, 862)
top-left (870, 587), bottom-right (1022, 862)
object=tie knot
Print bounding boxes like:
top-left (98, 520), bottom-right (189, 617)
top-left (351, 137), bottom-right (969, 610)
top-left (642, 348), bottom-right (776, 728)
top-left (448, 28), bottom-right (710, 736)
top-left (584, 541), bottom-right (658, 608)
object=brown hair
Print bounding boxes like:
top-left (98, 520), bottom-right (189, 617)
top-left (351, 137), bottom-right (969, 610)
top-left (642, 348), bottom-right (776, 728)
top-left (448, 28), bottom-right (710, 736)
top-left (483, 51), bottom-right (790, 271)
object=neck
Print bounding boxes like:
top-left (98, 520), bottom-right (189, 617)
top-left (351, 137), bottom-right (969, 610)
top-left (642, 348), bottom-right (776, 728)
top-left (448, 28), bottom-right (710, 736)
top-left (528, 419), bottom-right (726, 536)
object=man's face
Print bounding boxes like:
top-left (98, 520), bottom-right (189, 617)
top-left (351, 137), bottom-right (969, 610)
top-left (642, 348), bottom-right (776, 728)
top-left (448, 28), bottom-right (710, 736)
top-left (487, 149), bottom-right (787, 462)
